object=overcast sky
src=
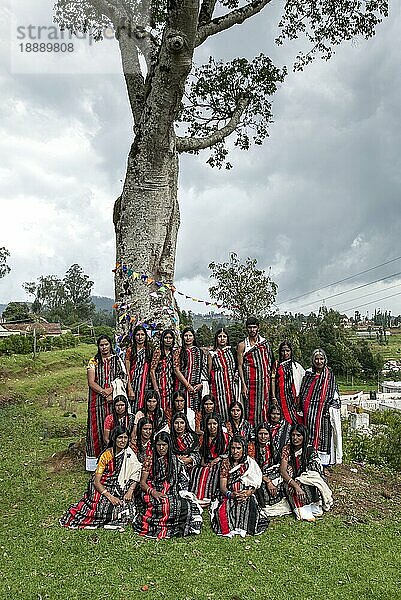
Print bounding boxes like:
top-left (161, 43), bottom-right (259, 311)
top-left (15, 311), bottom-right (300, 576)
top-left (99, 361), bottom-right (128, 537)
top-left (1, 0), bottom-right (400, 318)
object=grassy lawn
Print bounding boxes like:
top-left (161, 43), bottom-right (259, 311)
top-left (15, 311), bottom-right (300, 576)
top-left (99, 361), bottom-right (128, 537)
top-left (0, 347), bottom-right (401, 600)
top-left (368, 332), bottom-right (401, 361)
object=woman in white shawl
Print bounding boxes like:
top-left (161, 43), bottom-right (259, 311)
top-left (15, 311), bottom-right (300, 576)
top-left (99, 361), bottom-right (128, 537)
top-left (60, 425), bottom-right (141, 530)
top-left (280, 424), bottom-right (333, 522)
top-left (210, 435), bottom-right (268, 537)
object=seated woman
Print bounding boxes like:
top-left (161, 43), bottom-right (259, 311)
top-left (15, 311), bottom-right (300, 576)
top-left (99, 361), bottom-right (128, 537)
top-left (225, 400), bottom-right (254, 445)
top-left (210, 435), bottom-right (268, 537)
top-left (132, 389), bottom-right (168, 441)
top-left (103, 395), bottom-right (134, 445)
top-left (254, 420), bottom-right (291, 517)
top-left (60, 425), bottom-right (141, 530)
top-left (131, 417), bottom-right (153, 462)
top-left (189, 412), bottom-right (229, 506)
top-left (195, 394), bottom-right (217, 435)
top-left (133, 431), bottom-right (203, 539)
top-left (166, 389), bottom-right (196, 431)
top-left (280, 424), bottom-right (333, 522)
top-left (170, 411), bottom-right (201, 473)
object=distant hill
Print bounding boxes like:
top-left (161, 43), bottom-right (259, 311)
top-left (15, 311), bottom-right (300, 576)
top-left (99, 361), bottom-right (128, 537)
top-left (92, 296), bottom-right (114, 313)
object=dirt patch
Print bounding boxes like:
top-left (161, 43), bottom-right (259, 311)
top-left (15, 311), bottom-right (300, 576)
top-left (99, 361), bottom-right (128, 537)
top-left (0, 395), bottom-right (18, 408)
top-left (328, 463), bottom-right (401, 522)
top-left (45, 439), bottom-right (86, 472)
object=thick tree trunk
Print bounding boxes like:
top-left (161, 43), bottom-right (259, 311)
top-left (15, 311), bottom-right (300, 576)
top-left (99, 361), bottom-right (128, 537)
top-left (113, 130), bottom-right (179, 331)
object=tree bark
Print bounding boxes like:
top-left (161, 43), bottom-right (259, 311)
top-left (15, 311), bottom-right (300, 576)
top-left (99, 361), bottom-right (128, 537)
top-left (113, 0), bottom-right (199, 331)
top-left (114, 132), bottom-right (179, 328)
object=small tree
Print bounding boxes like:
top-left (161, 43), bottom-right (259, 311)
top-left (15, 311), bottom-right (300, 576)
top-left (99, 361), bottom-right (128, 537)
top-left (209, 253), bottom-right (277, 323)
top-left (196, 323), bottom-right (213, 347)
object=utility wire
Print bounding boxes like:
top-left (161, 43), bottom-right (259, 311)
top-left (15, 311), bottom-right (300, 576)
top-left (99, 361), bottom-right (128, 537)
top-left (328, 290), bottom-right (401, 313)
top-left (325, 283), bottom-right (401, 309)
top-left (277, 255), bottom-right (401, 302)
top-left (278, 271), bottom-right (401, 311)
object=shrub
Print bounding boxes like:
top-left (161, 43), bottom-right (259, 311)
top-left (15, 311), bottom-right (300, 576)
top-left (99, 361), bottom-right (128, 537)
top-left (344, 410), bottom-right (401, 471)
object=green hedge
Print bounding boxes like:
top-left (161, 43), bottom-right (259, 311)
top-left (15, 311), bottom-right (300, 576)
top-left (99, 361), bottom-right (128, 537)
top-left (0, 333), bottom-right (79, 356)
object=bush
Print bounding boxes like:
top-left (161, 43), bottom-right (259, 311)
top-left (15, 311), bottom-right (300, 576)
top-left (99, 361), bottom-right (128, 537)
top-left (0, 333), bottom-right (79, 356)
top-left (344, 410), bottom-right (401, 471)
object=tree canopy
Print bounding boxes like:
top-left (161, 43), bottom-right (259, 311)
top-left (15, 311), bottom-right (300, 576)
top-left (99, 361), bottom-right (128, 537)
top-left (23, 264), bottom-right (95, 325)
top-left (209, 252), bottom-right (277, 322)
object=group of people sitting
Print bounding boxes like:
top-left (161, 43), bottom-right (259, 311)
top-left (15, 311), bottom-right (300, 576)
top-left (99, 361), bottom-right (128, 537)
top-left (60, 317), bottom-right (341, 538)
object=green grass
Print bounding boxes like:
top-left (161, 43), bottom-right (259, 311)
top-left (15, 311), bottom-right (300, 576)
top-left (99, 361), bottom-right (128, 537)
top-left (368, 332), bottom-right (401, 361)
top-left (1, 346), bottom-right (401, 600)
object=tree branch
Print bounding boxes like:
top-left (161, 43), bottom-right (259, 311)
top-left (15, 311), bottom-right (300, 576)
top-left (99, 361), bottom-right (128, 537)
top-left (198, 0), bottom-right (217, 25)
top-left (176, 97), bottom-right (249, 152)
top-left (118, 34), bottom-right (146, 123)
top-left (196, 0), bottom-right (273, 46)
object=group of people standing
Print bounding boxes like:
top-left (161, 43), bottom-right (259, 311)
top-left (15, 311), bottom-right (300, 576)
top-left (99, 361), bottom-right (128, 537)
top-left (60, 316), bottom-right (341, 538)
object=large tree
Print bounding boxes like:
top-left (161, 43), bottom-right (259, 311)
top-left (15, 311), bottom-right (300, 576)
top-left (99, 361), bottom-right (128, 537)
top-left (54, 0), bottom-right (387, 327)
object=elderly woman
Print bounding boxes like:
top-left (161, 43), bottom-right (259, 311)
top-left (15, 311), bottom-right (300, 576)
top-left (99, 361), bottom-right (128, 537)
top-left (133, 431), bottom-right (202, 539)
top-left (86, 335), bottom-right (127, 471)
top-left (280, 424), bottom-right (333, 522)
top-left (60, 425), bottom-right (141, 530)
top-left (299, 348), bottom-right (342, 468)
top-left (274, 341), bottom-right (305, 425)
top-left (210, 435), bottom-right (268, 537)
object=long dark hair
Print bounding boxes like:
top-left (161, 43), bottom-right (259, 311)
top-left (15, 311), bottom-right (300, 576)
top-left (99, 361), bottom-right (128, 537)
top-left (201, 412), bottom-right (226, 461)
top-left (130, 325), bottom-right (152, 364)
top-left (170, 411), bottom-right (199, 455)
top-left (254, 422), bottom-right (270, 467)
top-left (180, 326), bottom-right (201, 370)
top-left (108, 424), bottom-right (130, 454)
top-left (136, 417), bottom-right (153, 454)
top-left (228, 435), bottom-right (247, 466)
top-left (95, 335), bottom-right (113, 366)
top-left (141, 389), bottom-right (164, 432)
top-left (160, 328), bottom-right (176, 360)
top-left (199, 394), bottom-right (216, 431)
top-left (172, 389), bottom-right (188, 416)
top-left (278, 341), bottom-right (294, 364)
top-left (213, 327), bottom-right (230, 350)
top-left (289, 423), bottom-right (309, 475)
top-left (111, 395), bottom-right (131, 432)
top-left (152, 431), bottom-right (174, 481)
top-left (228, 400), bottom-right (244, 430)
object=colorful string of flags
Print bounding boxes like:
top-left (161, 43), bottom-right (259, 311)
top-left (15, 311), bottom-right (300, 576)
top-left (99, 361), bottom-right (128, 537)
top-left (112, 261), bottom-right (234, 312)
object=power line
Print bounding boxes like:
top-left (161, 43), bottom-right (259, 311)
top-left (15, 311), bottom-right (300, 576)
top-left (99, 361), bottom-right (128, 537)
top-left (326, 282), bottom-right (401, 309)
top-left (328, 290), bottom-right (401, 313)
top-left (277, 255), bottom-right (401, 303)
top-left (279, 270), bottom-right (401, 311)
